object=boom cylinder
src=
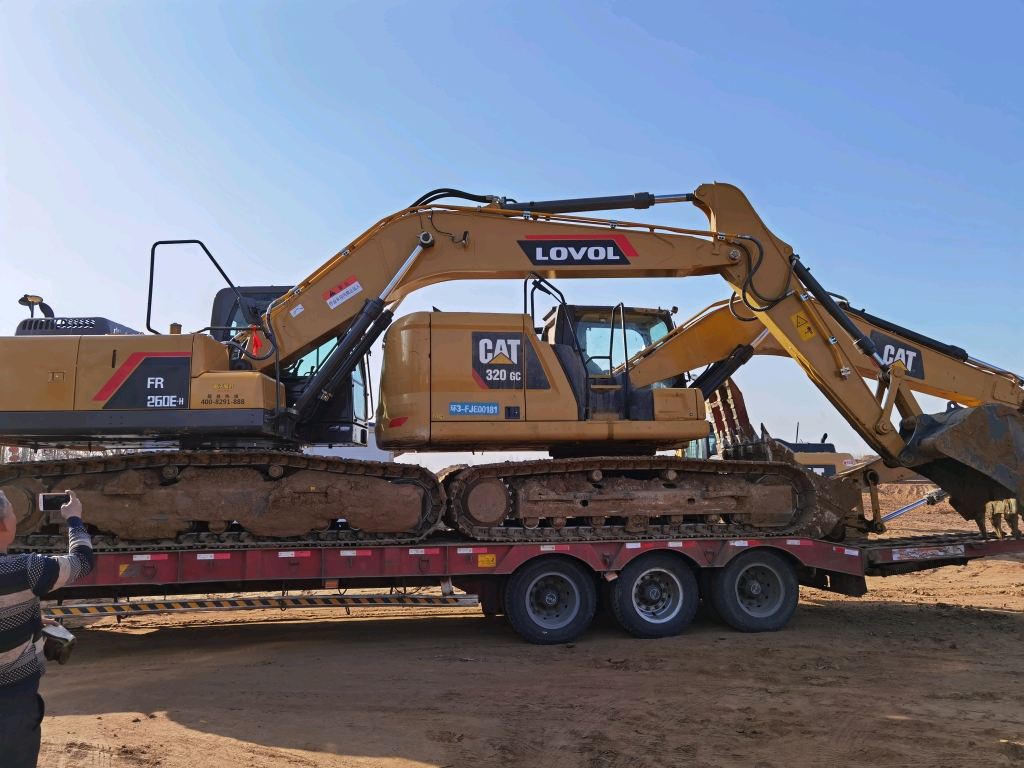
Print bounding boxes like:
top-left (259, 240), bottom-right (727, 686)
top-left (500, 193), bottom-right (668, 215)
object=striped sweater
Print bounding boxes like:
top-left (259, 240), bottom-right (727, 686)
top-left (0, 517), bottom-right (93, 695)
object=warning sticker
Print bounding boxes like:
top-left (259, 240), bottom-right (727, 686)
top-left (322, 276), bottom-right (362, 310)
top-left (477, 554), bottom-right (497, 568)
top-left (790, 311), bottom-right (816, 341)
top-left (289, 304), bottom-right (305, 318)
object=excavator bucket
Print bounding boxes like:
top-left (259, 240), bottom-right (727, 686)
top-left (899, 404), bottom-right (1024, 520)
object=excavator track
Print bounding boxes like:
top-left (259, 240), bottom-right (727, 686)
top-left (446, 456), bottom-right (858, 543)
top-left (2, 450), bottom-right (444, 554)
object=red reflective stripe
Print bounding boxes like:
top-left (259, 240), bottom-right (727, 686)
top-left (93, 351), bottom-right (191, 401)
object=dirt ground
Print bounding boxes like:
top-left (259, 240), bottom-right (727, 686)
top-left (37, 484), bottom-right (1024, 768)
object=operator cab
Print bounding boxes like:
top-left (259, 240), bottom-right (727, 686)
top-left (531, 295), bottom-right (685, 445)
top-left (541, 304), bottom-right (677, 382)
top-left (210, 287), bottom-right (370, 447)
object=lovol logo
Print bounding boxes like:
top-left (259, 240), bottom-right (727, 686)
top-left (472, 332), bottom-right (523, 389)
top-left (870, 331), bottom-right (925, 380)
top-left (518, 234), bottom-right (637, 266)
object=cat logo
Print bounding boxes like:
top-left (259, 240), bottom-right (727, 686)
top-left (870, 331), bottom-right (925, 380)
top-left (472, 332), bottom-right (523, 390)
top-left (479, 337), bottom-right (520, 365)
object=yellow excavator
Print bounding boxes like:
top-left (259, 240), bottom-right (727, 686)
top-left (0, 183), bottom-right (1020, 551)
top-left (624, 294), bottom-right (1024, 533)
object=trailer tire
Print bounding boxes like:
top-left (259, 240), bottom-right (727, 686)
top-left (609, 553), bottom-right (699, 639)
top-left (710, 549), bottom-right (798, 632)
top-left (504, 557), bottom-right (596, 645)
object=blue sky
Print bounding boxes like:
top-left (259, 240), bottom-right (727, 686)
top-left (2, 1), bottom-right (1021, 455)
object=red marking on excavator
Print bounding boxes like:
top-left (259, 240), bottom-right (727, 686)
top-left (92, 351), bottom-right (191, 401)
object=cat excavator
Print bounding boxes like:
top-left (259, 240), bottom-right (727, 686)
top-left (0, 183), bottom-right (1020, 553)
top-left (622, 294), bottom-right (1024, 533)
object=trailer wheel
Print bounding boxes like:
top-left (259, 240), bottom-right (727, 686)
top-left (710, 549), bottom-right (798, 632)
top-left (504, 557), bottom-right (596, 644)
top-left (609, 553), bottom-right (699, 638)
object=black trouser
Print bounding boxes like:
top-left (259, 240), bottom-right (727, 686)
top-left (0, 685), bottom-right (44, 768)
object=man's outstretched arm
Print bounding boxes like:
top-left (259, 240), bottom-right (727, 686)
top-left (29, 491), bottom-right (93, 597)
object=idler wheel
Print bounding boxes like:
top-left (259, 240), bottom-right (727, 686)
top-left (464, 478), bottom-right (511, 526)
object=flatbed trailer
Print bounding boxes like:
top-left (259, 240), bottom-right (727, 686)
top-left (42, 532), bottom-right (1024, 643)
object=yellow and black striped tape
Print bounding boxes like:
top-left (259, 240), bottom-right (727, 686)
top-left (43, 594), bottom-right (477, 616)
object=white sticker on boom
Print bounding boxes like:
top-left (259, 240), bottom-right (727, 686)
top-left (290, 304), bottom-right (305, 317)
top-left (322, 276), bottom-right (362, 310)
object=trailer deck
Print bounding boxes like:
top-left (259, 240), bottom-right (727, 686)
top-left (42, 530), bottom-right (1024, 642)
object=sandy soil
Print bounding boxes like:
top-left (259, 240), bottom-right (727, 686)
top-left (36, 484), bottom-right (1024, 768)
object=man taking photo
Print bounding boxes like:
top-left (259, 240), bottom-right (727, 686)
top-left (0, 489), bottom-right (93, 767)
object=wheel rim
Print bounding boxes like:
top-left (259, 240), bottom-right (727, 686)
top-left (733, 562), bottom-right (785, 618)
top-left (630, 567), bottom-right (684, 624)
top-left (525, 572), bottom-right (580, 630)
